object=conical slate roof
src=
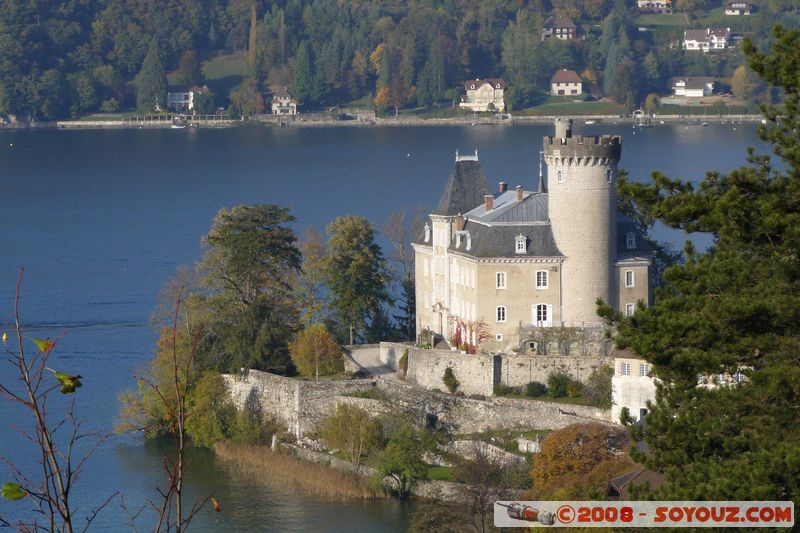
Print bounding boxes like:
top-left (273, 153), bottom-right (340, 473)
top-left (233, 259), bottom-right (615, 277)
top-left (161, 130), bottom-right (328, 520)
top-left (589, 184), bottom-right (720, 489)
top-left (432, 159), bottom-right (490, 216)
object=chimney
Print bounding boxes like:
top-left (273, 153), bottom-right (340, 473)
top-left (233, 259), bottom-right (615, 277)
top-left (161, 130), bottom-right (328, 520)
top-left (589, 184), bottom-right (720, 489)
top-left (499, 181), bottom-right (508, 193)
top-left (516, 185), bottom-right (524, 202)
top-left (484, 195), bottom-right (494, 211)
top-left (455, 213), bottom-right (466, 230)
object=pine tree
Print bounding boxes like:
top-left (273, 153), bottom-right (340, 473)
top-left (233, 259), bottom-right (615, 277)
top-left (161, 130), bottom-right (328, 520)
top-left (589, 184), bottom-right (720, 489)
top-left (604, 26), bottom-right (800, 504)
top-left (292, 40), bottom-right (322, 105)
top-left (136, 39), bottom-right (167, 113)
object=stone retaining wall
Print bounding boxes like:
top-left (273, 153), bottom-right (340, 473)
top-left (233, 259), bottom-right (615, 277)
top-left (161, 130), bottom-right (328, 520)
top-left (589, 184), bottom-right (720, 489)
top-left (396, 343), bottom-right (613, 396)
top-left (222, 370), bottom-right (376, 437)
top-left (223, 368), bottom-right (612, 441)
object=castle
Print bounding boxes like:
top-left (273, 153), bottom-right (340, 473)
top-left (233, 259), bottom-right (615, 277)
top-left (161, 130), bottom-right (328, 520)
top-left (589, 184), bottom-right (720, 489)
top-left (413, 118), bottom-right (652, 350)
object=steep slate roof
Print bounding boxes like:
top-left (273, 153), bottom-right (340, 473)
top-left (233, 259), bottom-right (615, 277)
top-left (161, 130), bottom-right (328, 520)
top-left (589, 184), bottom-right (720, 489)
top-left (551, 69), bottom-right (582, 84)
top-left (465, 190), bottom-right (549, 223)
top-left (684, 29), bottom-right (710, 41)
top-left (432, 159), bottom-right (491, 216)
top-left (464, 79), bottom-right (506, 91)
top-left (545, 16), bottom-right (576, 29)
top-left (617, 214), bottom-right (654, 260)
top-left (449, 219), bottom-right (561, 258)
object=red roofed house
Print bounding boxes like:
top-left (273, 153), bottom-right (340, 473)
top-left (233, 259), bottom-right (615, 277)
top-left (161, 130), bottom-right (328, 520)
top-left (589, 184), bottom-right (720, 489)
top-left (550, 69), bottom-right (583, 96)
top-left (459, 79), bottom-right (506, 112)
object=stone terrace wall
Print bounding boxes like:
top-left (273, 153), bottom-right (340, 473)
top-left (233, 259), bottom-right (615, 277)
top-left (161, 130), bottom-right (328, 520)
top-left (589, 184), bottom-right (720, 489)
top-left (402, 345), bottom-right (612, 396)
top-left (224, 368), bottom-right (612, 440)
top-left (405, 350), bottom-right (499, 396)
top-left (222, 370), bottom-right (376, 437)
top-left (497, 354), bottom-right (614, 388)
top-left (376, 380), bottom-right (612, 433)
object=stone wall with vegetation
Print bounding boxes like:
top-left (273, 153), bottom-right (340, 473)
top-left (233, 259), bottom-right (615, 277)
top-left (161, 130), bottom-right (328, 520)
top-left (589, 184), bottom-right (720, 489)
top-left (405, 350), bottom-right (499, 396)
top-left (224, 367), bottom-right (611, 439)
top-left (375, 380), bottom-right (612, 434)
top-left (403, 346), bottom-right (613, 396)
top-left (497, 354), bottom-right (614, 388)
top-left (222, 370), bottom-right (376, 437)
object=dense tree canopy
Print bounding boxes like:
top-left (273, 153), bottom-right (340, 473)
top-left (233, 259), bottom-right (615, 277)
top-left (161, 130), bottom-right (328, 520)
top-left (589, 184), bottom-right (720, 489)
top-left (1, 0), bottom-right (794, 119)
top-left (605, 26), bottom-right (800, 503)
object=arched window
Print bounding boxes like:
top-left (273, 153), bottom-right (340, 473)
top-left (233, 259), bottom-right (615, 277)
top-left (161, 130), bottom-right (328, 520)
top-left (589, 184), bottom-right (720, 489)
top-left (424, 223), bottom-right (431, 243)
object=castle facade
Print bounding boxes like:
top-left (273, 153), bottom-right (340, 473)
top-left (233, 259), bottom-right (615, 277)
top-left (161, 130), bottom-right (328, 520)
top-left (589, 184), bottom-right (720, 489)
top-left (413, 118), bottom-right (652, 349)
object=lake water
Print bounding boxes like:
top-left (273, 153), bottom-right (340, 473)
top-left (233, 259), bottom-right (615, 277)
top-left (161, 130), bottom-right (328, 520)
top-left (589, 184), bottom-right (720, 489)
top-left (0, 122), bottom-right (767, 530)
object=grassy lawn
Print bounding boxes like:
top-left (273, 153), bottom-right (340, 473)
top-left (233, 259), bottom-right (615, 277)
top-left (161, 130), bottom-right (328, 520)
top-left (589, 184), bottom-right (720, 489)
top-left (76, 113), bottom-right (127, 121)
top-left (426, 465), bottom-right (455, 481)
top-left (634, 12), bottom-right (689, 26)
top-left (518, 98), bottom-right (626, 116)
top-left (342, 95), bottom-right (373, 109)
top-left (201, 52), bottom-right (248, 97)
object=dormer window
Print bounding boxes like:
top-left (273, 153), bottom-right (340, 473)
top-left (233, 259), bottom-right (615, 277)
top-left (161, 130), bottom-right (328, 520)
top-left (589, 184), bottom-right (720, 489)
top-left (495, 83), bottom-right (500, 88)
top-left (626, 232), bottom-right (636, 249)
top-left (455, 232), bottom-right (462, 248)
top-left (465, 232), bottom-right (472, 251)
top-left (424, 223), bottom-right (431, 243)
top-left (515, 235), bottom-right (527, 254)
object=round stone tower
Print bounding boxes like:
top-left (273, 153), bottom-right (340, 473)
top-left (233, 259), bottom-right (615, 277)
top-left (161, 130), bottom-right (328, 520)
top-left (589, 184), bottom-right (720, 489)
top-left (543, 118), bottom-right (622, 326)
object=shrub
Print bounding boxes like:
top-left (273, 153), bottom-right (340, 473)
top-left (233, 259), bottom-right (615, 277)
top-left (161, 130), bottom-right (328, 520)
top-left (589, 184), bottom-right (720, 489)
top-left (525, 381), bottom-right (548, 397)
top-left (547, 372), bottom-right (571, 398)
top-left (419, 330), bottom-right (433, 349)
top-left (320, 404), bottom-right (382, 467)
top-left (443, 367), bottom-right (459, 394)
top-left (493, 383), bottom-right (520, 396)
top-left (398, 349), bottom-right (409, 379)
top-left (567, 380), bottom-right (584, 398)
top-left (584, 365), bottom-right (614, 408)
top-left (348, 387), bottom-right (388, 400)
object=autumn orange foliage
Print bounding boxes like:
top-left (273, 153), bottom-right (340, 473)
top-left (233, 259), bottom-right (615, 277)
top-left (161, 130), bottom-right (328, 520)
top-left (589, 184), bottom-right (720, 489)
top-left (528, 423), bottom-right (634, 499)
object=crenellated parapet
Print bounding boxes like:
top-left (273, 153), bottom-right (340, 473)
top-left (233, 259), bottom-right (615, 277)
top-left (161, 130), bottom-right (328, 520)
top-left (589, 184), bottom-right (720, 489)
top-left (543, 135), bottom-right (622, 165)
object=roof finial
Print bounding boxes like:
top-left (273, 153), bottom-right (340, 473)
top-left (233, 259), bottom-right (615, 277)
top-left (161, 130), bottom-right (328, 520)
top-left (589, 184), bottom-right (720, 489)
top-left (538, 150), bottom-right (546, 193)
top-left (455, 148), bottom-right (459, 160)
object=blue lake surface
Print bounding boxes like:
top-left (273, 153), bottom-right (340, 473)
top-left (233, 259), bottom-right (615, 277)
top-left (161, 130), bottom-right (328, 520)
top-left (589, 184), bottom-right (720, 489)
top-left (0, 122), bottom-right (767, 530)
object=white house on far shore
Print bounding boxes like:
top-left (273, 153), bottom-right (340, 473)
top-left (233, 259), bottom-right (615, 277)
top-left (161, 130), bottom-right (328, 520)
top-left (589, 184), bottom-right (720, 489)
top-left (550, 69), bottom-right (583, 96)
top-left (671, 77), bottom-right (715, 97)
top-left (271, 89), bottom-right (299, 115)
top-left (683, 28), bottom-right (730, 52)
top-left (459, 79), bottom-right (506, 112)
top-left (166, 85), bottom-right (209, 113)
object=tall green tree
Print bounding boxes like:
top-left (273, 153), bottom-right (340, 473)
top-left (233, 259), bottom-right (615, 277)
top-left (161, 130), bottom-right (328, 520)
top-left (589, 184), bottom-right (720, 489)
top-left (194, 204), bottom-right (303, 371)
top-left (136, 39), bottom-right (168, 112)
top-left (603, 26), bottom-right (800, 504)
top-left (292, 40), bottom-right (323, 105)
top-left (202, 204), bottom-right (301, 306)
top-left (325, 216), bottom-right (389, 345)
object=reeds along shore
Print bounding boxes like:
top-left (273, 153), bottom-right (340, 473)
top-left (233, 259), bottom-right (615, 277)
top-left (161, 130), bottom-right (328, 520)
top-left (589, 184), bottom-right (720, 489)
top-left (213, 441), bottom-right (381, 501)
